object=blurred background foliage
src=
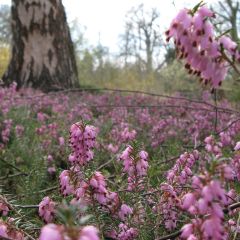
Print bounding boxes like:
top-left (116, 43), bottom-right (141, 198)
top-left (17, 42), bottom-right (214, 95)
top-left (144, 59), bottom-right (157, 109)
top-left (0, 1), bottom-right (240, 96)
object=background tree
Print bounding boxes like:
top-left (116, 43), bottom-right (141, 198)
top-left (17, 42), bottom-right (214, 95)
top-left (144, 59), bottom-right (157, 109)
top-left (0, 5), bottom-right (11, 78)
top-left (2, 0), bottom-right (78, 91)
top-left (0, 4), bottom-right (11, 45)
top-left (119, 4), bottom-right (162, 74)
top-left (212, 0), bottom-right (240, 43)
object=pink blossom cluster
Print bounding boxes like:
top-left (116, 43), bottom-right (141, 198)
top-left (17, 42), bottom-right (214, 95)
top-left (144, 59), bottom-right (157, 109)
top-left (0, 82), bottom-right (18, 115)
top-left (111, 223), bottom-right (138, 240)
top-left (181, 175), bottom-right (229, 239)
top-left (204, 135), bottom-right (222, 158)
top-left (119, 146), bottom-right (149, 190)
top-left (40, 224), bottom-right (99, 240)
top-left (219, 131), bottom-right (233, 147)
top-left (73, 171), bottom-right (138, 239)
top-left (35, 121), bottom-right (63, 153)
top-left (46, 154), bottom-right (56, 175)
top-left (15, 125), bottom-right (24, 138)
top-left (68, 122), bottom-right (97, 165)
top-left (58, 122), bottom-right (141, 239)
top-left (0, 219), bottom-right (25, 240)
top-left (89, 171), bottom-right (120, 212)
top-left (1, 119), bottom-right (12, 144)
top-left (120, 127), bottom-right (137, 142)
top-left (118, 204), bottom-right (133, 221)
top-left (151, 117), bottom-right (177, 147)
top-left (155, 183), bottom-right (181, 230)
top-left (228, 219), bottom-right (240, 235)
top-left (37, 112), bottom-right (49, 122)
top-left (231, 142), bottom-right (240, 181)
top-left (59, 168), bottom-right (80, 196)
top-left (0, 197), bottom-right (9, 216)
top-left (167, 150), bottom-right (199, 185)
top-left (109, 122), bottom-right (137, 152)
top-left (166, 6), bottom-right (240, 88)
top-left (39, 196), bottom-right (56, 223)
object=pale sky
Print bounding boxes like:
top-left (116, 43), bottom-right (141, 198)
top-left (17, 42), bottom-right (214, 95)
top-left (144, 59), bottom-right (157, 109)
top-left (1, 0), bottom-right (218, 53)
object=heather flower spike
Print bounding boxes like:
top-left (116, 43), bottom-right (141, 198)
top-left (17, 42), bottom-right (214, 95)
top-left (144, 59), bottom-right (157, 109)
top-left (166, 3), bottom-right (240, 90)
top-left (69, 121), bottom-right (97, 166)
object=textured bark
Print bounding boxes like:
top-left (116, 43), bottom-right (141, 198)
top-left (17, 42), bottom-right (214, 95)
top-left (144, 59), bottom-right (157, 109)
top-left (3, 0), bottom-right (78, 91)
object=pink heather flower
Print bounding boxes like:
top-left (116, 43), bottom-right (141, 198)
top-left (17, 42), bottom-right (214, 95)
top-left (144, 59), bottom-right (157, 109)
top-left (39, 197), bottom-right (56, 223)
top-left (204, 135), bottom-right (222, 158)
top-left (59, 170), bottom-right (74, 196)
top-left (197, 198), bottom-right (208, 215)
top-left (39, 224), bottom-right (62, 240)
top-left (15, 125), bottom-right (24, 137)
top-left (234, 141), bottom-right (240, 151)
top-left (219, 36), bottom-right (237, 54)
top-left (69, 122), bottom-right (97, 165)
top-left (202, 217), bottom-right (224, 239)
top-left (119, 146), bottom-right (149, 190)
top-left (58, 137), bottom-right (65, 146)
top-left (90, 172), bottom-right (108, 205)
top-left (118, 204), bottom-right (133, 221)
top-left (47, 167), bottom-right (56, 175)
top-left (232, 152), bottom-right (240, 181)
top-left (187, 235), bottom-right (198, 240)
top-left (75, 181), bottom-right (89, 200)
top-left (36, 125), bottom-right (47, 135)
top-left (105, 191), bottom-right (120, 213)
top-left (37, 112), bottom-right (48, 122)
top-left (119, 146), bottom-right (134, 174)
top-left (198, 6), bottom-right (215, 17)
top-left (90, 171), bottom-right (107, 193)
top-left (226, 189), bottom-right (236, 204)
top-left (220, 132), bottom-right (232, 146)
top-left (117, 223), bottom-right (138, 240)
top-left (47, 155), bottom-right (53, 163)
top-left (220, 164), bottom-right (234, 180)
top-left (182, 193), bottom-right (196, 210)
top-left (181, 175), bottom-right (228, 239)
top-left (1, 120), bottom-right (12, 143)
top-left (0, 223), bottom-right (8, 238)
top-left (79, 226), bottom-right (99, 240)
top-left (158, 183), bottom-right (180, 230)
top-left (136, 150), bottom-right (149, 176)
top-left (181, 223), bottom-right (193, 238)
top-left (166, 5), bottom-right (238, 89)
top-left (107, 143), bottom-right (118, 153)
top-left (167, 151), bottom-right (198, 185)
top-left (0, 220), bottom-right (24, 240)
top-left (120, 127), bottom-right (137, 142)
top-left (0, 198), bottom-right (9, 216)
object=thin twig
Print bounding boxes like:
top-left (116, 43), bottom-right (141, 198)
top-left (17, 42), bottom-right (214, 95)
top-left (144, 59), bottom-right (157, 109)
top-left (214, 89), bottom-right (218, 133)
top-left (17, 186), bottom-right (58, 198)
top-left (216, 117), bottom-right (240, 135)
top-left (14, 205), bottom-right (39, 209)
top-left (96, 157), bottom-right (115, 171)
top-left (0, 158), bottom-right (26, 174)
top-left (0, 172), bottom-right (28, 180)
top-left (10, 87), bottom-right (239, 114)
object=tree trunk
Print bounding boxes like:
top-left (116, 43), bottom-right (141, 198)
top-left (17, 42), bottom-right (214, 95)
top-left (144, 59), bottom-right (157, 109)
top-left (2, 0), bottom-right (78, 91)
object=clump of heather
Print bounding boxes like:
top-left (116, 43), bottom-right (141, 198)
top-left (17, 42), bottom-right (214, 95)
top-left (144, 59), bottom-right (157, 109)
top-left (68, 121), bottom-right (97, 165)
top-left (166, 3), bottom-right (240, 89)
top-left (38, 196), bottom-right (56, 223)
